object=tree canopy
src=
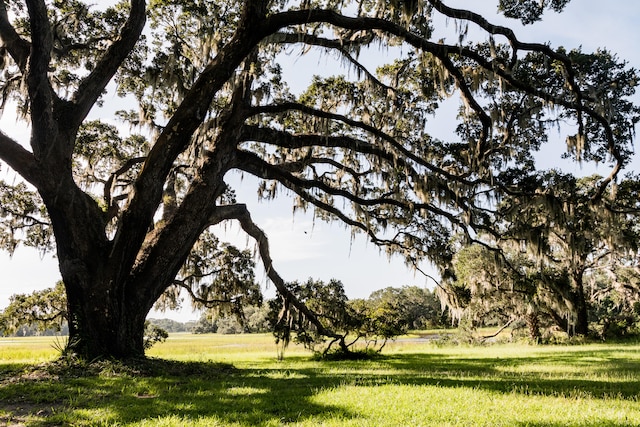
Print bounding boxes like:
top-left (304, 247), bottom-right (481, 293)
top-left (0, 0), bottom-right (638, 358)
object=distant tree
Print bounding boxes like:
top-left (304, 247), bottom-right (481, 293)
top-left (243, 303), bottom-right (272, 333)
top-left (367, 286), bottom-right (448, 330)
top-left (0, 281), bottom-right (67, 336)
top-left (192, 311), bottom-right (244, 334)
top-left (192, 314), bottom-right (218, 334)
top-left (0, 0), bottom-right (637, 359)
top-left (443, 174), bottom-right (640, 339)
top-left (193, 302), bottom-right (270, 334)
top-left (443, 244), bottom-right (563, 340)
top-left (146, 318), bottom-right (189, 333)
top-left (7, 323), bottom-right (69, 337)
top-left (497, 173), bottom-right (640, 335)
top-left (215, 316), bottom-right (245, 335)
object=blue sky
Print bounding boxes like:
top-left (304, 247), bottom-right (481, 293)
top-left (1, 1), bottom-right (639, 322)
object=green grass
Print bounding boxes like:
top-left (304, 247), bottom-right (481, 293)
top-left (1, 333), bottom-right (639, 426)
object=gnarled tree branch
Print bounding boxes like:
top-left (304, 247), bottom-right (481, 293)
top-left (216, 203), bottom-right (346, 344)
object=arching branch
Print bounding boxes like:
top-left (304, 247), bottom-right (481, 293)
top-left (236, 125), bottom-right (485, 222)
top-left (236, 148), bottom-right (453, 217)
top-left (233, 149), bottom-right (477, 262)
top-left (427, 0), bottom-right (625, 196)
top-left (438, 54), bottom-right (492, 163)
top-left (427, 0), bottom-right (572, 70)
top-left (266, 7), bottom-right (622, 185)
top-left (215, 203), bottom-right (346, 343)
top-left (240, 117), bottom-right (478, 187)
top-left (264, 31), bottom-right (391, 92)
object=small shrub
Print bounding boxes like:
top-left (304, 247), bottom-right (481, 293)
top-left (143, 322), bottom-right (168, 350)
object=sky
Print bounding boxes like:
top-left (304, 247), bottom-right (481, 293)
top-left (1, 1), bottom-right (639, 322)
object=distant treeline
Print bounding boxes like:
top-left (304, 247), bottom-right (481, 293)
top-left (5, 318), bottom-right (197, 337)
top-left (3, 285), bottom-right (446, 338)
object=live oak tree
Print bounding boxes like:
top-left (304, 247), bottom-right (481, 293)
top-left (446, 242), bottom-right (583, 340)
top-left (363, 285), bottom-right (447, 330)
top-left (0, 0), bottom-right (638, 358)
top-left (445, 174), bottom-right (640, 338)
top-left (498, 173), bottom-right (640, 335)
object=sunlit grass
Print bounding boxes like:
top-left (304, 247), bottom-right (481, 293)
top-left (0, 336), bottom-right (61, 364)
top-left (1, 334), bottom-right (640, 426)
top-left (147, 332), bottom-right (298, 363)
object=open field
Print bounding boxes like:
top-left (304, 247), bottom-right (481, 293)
top-left (1, 333), bottom-right (640, 426)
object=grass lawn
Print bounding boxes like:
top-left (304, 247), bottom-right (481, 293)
top-left (1, 333), bottom-right (639, 426)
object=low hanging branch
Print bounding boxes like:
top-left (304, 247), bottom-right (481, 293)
top-left (480, 318), bottom-right (516, 341)
top-left (217, 203), bottom-right (349, 351)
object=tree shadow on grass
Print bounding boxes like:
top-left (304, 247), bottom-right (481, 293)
top-left (0, 358), bottom-right (355, 426)
top-left (0, 349), bottom-right (639, 426)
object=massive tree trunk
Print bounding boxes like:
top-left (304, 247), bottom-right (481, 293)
top-left (65, 278), bottom-right (148, 358)
top-left (545, 269), bottom-right (589, 337)
top-left (42, 183), bottom-right (150, 358)
top-left (51, 132), bottom-right (238, 358)
top-left (49, 174), bottom-right (227, 359)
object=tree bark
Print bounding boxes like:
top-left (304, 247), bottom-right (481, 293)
top-left (47, 188), bottom-right (149, 358)
top-left (65, 278), bottom-right (147, 359)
